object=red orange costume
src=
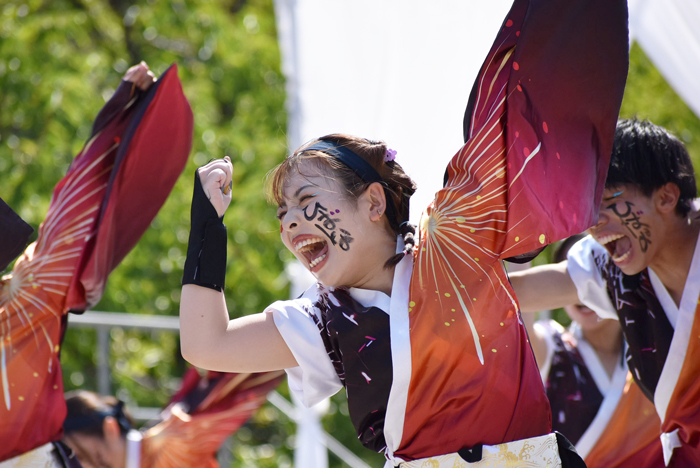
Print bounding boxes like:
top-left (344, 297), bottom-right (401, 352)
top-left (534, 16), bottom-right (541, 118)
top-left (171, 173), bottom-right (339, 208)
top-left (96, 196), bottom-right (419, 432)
top-left (0, 65), bottom-right (193, 463)
top-left (137, 369), bottom-right (284, 468)
top-left (536, 320), bottom-right (664, 467)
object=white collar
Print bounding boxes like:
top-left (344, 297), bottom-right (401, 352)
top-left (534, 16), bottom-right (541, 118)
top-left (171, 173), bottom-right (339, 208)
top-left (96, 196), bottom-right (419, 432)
top-left (125, 429), bottom-right (142, 468)
top-left (342, 235), bottom-right (405, 313)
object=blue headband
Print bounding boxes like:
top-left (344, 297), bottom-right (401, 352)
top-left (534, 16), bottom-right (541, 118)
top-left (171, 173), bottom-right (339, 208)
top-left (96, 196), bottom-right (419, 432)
top-left (305, 141), bottom-right (384, 184)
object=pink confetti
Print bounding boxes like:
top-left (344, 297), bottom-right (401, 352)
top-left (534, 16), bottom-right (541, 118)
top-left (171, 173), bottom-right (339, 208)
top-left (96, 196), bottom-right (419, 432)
top-left (343, 313), bottom-right (358, 325)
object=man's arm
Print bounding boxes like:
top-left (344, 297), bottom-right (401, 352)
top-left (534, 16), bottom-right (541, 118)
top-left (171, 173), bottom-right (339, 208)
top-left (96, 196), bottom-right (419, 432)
top-left (509, 261), bottom-right (579, 312)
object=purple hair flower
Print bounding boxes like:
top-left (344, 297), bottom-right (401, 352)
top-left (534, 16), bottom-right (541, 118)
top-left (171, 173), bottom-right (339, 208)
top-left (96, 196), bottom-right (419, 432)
top-left (384, 148), bottom-right (397, 162)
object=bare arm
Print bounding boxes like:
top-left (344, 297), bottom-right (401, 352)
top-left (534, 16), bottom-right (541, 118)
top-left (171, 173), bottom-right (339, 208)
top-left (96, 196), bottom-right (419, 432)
top-left (506, 262), bottom-right (548, 368)
top-left (179, 158), bottom-right (297, 372)
top-left (180, 285), bottom-right (297, 372)
top-left (509, 261), bottom-right (579, 312)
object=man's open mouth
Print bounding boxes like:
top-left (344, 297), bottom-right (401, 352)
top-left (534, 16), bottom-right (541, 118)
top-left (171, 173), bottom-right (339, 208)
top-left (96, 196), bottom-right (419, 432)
top-left (295, 237), bottom-right (329, 269)
top-left (597, 233), bottom-right (632, 263)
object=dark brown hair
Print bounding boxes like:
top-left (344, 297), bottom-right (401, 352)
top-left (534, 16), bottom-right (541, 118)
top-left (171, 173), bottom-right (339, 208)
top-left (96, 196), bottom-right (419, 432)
top-left (267, 133), bottom-right (417, 267)
top-left (64, 390), bottom-right (133, 438)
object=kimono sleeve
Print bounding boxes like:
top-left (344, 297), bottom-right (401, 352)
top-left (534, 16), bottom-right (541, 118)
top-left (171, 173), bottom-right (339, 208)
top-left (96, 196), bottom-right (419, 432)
top-left (429, 0), bottom-right (629, 261)
top-left (566, 236), bottom-right (618, 320)
top-left (267, 298), bottom-right (343, 407)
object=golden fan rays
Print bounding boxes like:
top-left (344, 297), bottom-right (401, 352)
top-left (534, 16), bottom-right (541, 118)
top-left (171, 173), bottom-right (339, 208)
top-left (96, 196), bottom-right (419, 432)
top-left (415, 41), bottom-right (541, 365)
top-left (0, 134), bottom-right (117, 410)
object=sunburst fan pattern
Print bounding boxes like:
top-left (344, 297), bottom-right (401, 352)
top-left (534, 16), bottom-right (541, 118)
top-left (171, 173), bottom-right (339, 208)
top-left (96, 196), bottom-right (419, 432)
top-left (141, 369), bottom-right (284, 468)
top-left (0, 66), bottom-right (192, 462)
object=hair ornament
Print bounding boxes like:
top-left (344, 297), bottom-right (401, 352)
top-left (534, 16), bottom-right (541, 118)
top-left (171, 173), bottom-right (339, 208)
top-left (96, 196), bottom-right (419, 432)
top-left (384, 148), bottom-right (397, 162)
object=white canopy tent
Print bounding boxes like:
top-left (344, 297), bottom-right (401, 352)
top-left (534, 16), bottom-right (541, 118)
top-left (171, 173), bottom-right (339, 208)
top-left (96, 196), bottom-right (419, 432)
top-left (628, 0), bottom-right (700, 120)
top-left (274, 0), bottom-right (700, 223)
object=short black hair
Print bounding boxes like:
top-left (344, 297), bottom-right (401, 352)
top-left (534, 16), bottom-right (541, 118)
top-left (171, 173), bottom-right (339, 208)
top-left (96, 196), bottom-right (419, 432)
top-left (607, 118), bottom-right (696, 216)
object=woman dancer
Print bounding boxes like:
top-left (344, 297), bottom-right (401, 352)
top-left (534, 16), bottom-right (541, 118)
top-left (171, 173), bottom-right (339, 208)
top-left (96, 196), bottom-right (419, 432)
top-left (180, 0), bottom-right (629, 465)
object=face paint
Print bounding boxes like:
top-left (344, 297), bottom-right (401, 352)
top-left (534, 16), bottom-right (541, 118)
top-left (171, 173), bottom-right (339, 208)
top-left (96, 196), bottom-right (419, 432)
top-left (607, 200), bottom-right (652, 252)
top-left (304, 202), bottom-right (354, 251)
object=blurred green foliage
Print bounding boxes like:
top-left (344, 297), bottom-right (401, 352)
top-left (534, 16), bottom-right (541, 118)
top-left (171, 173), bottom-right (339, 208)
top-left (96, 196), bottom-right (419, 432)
top-left (1, 0), bottom-right (383, 465)
top-left (2, 1), bottom-right (699, 465)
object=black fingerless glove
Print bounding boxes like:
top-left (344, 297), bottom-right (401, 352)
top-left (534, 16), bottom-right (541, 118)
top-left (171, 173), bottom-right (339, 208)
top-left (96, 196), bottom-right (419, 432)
top-left (182, 171), bottom-right (227, 291)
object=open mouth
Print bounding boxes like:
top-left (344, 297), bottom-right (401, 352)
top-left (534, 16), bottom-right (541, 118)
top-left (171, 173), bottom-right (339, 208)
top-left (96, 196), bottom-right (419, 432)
top-left (597, 233), bottom-right (632, 264)
top-left (294, 237), bottom-right (329, 271)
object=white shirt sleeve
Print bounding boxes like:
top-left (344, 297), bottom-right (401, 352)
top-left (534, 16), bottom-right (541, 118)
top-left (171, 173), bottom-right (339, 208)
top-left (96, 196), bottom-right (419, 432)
top-left (566, 236), bottom-right (618, 320)
top-left (267, 291), bottom-right (343, 408)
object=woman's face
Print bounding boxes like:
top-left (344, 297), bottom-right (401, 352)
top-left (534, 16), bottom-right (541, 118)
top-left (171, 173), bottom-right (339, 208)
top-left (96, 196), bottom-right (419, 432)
top-left (277, 161), bottom-right (386, 289)
top-left (564, 303), bottom-right (605, 332)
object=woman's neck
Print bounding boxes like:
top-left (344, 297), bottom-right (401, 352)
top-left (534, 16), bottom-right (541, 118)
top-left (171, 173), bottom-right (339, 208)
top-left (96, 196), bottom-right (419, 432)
top-left (581, 322), bottom-right (623, 378)
top-left (347, 232), bottom-right (400, 296)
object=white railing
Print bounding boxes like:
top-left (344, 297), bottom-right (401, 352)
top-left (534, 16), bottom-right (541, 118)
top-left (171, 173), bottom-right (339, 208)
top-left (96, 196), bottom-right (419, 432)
top-left (68, 310), bottom-right (371, 468)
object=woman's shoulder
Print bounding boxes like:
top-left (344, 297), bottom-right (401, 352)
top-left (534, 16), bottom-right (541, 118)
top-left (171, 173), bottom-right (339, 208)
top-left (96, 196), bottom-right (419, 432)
top-left (264, 283), bottom-right (326, 315)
